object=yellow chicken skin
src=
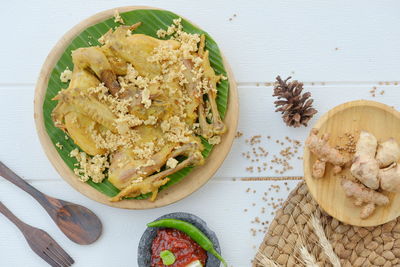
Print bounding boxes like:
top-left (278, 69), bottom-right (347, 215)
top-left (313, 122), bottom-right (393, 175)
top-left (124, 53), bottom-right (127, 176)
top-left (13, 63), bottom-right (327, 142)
top-left (51, 20), bottom-right (225, 201)
top-left (102, 25), bottom-right (180, 78)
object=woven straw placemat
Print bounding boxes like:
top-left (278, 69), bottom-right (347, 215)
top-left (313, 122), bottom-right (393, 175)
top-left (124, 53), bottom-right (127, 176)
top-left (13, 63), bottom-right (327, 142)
top-left (254, 181), bottom-right (400, 267)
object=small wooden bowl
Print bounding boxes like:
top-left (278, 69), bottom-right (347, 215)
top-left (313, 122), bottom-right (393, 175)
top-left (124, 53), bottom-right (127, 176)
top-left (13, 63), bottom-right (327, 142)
top-left (34, 6), bottom-right (238, 209)
top-left (304, 100), bottom-right (400, 227)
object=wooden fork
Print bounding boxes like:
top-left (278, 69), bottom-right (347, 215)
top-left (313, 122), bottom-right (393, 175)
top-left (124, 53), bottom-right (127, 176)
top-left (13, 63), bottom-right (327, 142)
top-left (0, 201), bottom-right (74, 267)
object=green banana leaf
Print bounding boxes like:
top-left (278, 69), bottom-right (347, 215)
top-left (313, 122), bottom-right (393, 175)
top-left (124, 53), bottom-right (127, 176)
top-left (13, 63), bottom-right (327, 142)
top-left (43, 9), bottom-right (229, 199)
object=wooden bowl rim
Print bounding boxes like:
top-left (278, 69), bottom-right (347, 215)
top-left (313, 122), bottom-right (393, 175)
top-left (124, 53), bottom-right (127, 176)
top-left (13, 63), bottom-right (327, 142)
top-left (33, 6), bottom-right (239, 209)
top-left (304, 99), bottom-right (400, 226)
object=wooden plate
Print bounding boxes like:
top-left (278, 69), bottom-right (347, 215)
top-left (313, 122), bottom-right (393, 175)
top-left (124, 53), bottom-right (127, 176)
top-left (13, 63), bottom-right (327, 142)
top-left (304, 100), bottom-right (400, 226)
top-left (34, 6), bottom-right (238, 209)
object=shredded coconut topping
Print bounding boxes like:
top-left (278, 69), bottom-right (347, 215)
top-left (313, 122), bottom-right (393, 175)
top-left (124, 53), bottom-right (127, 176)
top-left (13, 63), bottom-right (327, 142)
top-left (141, 88), bottom-right (152, 108)
top-left (70, 149), bottom-right (109, 183)
top-left (60, 68), bottom-right (72, 83)
top-left (208, 135), bottom-right (221, 145)
top-left (166, 157), bottom-right (179, 169)
top-left (113, 10), bottom-right (125, 24)
top-left (55, 142), bottom-right (63, 150)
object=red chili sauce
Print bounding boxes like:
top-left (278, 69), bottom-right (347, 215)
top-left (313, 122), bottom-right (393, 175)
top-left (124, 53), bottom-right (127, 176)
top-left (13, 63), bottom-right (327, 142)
top-left (151, 228), bottom-right (207, 267)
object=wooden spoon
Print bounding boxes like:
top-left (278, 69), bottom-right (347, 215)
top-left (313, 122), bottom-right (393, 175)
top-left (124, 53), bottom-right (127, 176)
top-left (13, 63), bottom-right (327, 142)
top-left (0, 161), bottom-right (102, 245)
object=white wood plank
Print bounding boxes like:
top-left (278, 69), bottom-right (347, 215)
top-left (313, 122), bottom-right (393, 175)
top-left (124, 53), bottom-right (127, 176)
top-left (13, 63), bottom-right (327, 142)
top-left (1, 1), bottom-right (400, 266)
top-left (1, 84), bottom-right (399, 180)
top-left (1, 0), bottom-right (400, 83)
top-left (0, 0), bottom-right (400, 267)
top-left (0, 85), bottom-right (60, 180)
top-left (0, 179), bottom-right (299, 267)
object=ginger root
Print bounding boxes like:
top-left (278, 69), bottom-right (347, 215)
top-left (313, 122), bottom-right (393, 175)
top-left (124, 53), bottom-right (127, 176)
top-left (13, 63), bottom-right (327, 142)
top-left (376, 138), bottom-right (400, 168)
top-left (307, 129), bottom-right (347, 165)
top-left (306, 128), bottom-right (347, 178)
top-left (351, 131), bottom-right (380, 189)
top-left (351, 154), bottom-right (380, 189)
top-left (379, 163), bottom-right (400, 193)
top-left (332, 165), bottom-right (343, 175)
top-left (360, 203), bottom-right (376, 219)
top-left (354, 131), bottom-right (378, 158)
top-left (341, 179), bottom-right (389, 219)
top-left (341, 179), bottom-right (389, 206)
top-left (341, 131), bottom-right (400, 219)
top-left (312, 159), bottom-right (326, 179)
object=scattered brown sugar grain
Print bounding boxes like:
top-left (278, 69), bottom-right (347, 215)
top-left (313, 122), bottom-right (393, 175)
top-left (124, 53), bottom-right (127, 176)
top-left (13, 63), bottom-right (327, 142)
top-left (228, 13), bottom-right (238, 21)
top-left (370, 82), bottom-right (399, 97)
top-left (229, 14), bottom-right (237, 21)
top-left (370, 86), bottom-right (377, 97)
top-left (241, 134), bottom-right (302, 175)
top-left (244, 182), bottom-right (293, 237)
top-left (246, 135), bottom-right (262, 145)
top-left (235, 131), bottom-right (243, 138)
top-left (246, 166), bottom-right (254, 172)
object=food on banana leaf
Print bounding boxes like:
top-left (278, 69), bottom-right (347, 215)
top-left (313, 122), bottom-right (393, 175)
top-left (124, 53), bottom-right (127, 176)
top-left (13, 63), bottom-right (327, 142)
top-left (51, 18), bottom-right (227, 201)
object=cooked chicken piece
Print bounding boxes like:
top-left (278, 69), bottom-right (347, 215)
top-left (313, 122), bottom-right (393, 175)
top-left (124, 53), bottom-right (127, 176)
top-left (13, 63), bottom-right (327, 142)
top-left (55, 91), bottom-right (119, 132)
top-left (102, 25), bottom-right (180, 78)
top-left (52, 67), bottom-right (117, 155)
top-left (72, 47), bottom-right (120, 95)
top-left (109, 133), bottom-right (202, 190)
top-left (196, 36), bottom-right (226, 137)
top-left (109, 143), bottom-right (175, 190)
top-left (52, 21), bottom-right (226, 201)
top-left (201, 50), bottom-right (226, 135)
top-left (110, 150), bottom-right (204, 202)
top-left (64, 112), bottom-right (106, 155)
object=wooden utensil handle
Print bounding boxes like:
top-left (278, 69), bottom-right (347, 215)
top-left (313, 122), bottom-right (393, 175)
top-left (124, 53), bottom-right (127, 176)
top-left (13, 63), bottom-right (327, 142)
top-left (0, 201), bottom-right (28, 232)
top-left (0, 161), bottom-right (50, 207)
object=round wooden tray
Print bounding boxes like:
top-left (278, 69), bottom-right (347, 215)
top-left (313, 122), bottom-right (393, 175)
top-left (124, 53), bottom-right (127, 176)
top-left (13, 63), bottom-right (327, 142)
top-left (34, 6), bottom-right (238, 209)
top-left (304, 100), bottom-right (400, 226)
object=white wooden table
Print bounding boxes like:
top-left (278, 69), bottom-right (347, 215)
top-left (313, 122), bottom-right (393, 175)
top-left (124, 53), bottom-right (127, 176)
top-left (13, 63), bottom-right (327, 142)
top-left (1, 1), bottom-right (400, 266)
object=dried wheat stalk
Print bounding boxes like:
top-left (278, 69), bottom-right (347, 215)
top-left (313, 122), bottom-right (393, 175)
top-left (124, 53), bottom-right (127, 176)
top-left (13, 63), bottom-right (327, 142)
top-left (291, 214), bottom-right (317, 267)
top-left (299, 245), bottom-right (318, 267)
top-left (311, 215), bottom-right (341, 267)
top-left (255, 250), bottom-right (280, 267)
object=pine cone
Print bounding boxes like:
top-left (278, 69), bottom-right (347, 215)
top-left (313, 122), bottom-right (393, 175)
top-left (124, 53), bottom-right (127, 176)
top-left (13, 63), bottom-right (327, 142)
top-left (273, 76), bottom-right (317, 127)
